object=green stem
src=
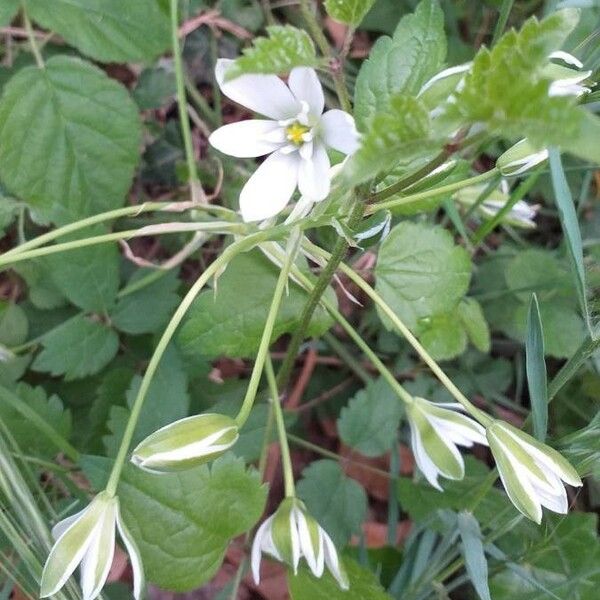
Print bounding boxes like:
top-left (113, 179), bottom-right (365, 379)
top-left (367, 169), bottom-right (499, 212)
top-left (265, 356), bottom-right (295, 497)
top-left (305, 241), bottom-right (493, 425)
top-left (21, 7), bottom-right (44, 69)
top-left (236, 231), bottom-right (301, 427)
top-left (105, 232), bottom-right (270, 496)
top-left (170, 0), bottom-right (202, 204)
top-left (323, 331), bottom-right (371, 384)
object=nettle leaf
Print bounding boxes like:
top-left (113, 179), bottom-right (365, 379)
top-left (289, 558), bottom-right (393, 600)
top-left (0, 0), bottom-right (18, 27)
top-left (354, 0), bottom-right (446, 128)
top-left (338, 377), bottom-right (402, 457)
top-left (375, 222), bottom-right (472, 329)
top-left (297, 459), bottom-right (367, 547)
top-left (345, 94), bottom-right (437, 185)
top-left (444, 10), bottom-right (600, 164)
top-left (82, 454), bottom-right (267, 592)
top-left (178, 251), bottom-right (333, 359)
top-left (225, 25), bottom-right (318, 80)
top-left (45, 228), bottom-right (120, 313)
top-left (324, 0), bottom-right (376, 27)
top-left (32, 314), bottom-right (119, 380)
top-left (0, 383), bottom-right (71, 458)
top-left (0, 56), bottom-right (141, 224)
top-left (26, 0), bottom-right (170, 63)
top-left (111, 270), bottom-right (181, 335)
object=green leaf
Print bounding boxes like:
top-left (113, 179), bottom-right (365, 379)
top-left (0, 56), bottom-right (141, 224)
top-left (45, 228), bottom-right (120, 312)
top-left (458, 298), bottom-right (491, 353)
top-left (178, 251), bottom-right (333, 359)
top-left (32, 314), bottom-right (119, 380)
top-left (14, 261), bottom-right (66, 310)
top-left (346, 94), bottom-right (436, 185)
top-left (111, 270), bottom-right (181, 335)
top-left (225, 26), bottom-right (318, 80)
top-left (338, 377), bottom-right (403, 457)
top-left (0, 301), bottom-right (28, 347)
top-left (296, 459), bottom-right (367, 547)
top-left (354, 0), bottom-right (446, 128)
top-left (289, 558), bottom-right (393, 600)
top-left (26, 0), bottom-right (170, 63)
top-left (458, 511), bottom-right (492, 600)
top-left (375, 222), bottom-right (472, 329)
top-left (0, 196), bottom-right (19, 235)
top-left (132, 67), bottom-right (176, 110)
top-left (81, 454), bottom-right (267, 592)
top-left (0, 0), bottom-right (18, 26)
top-left (324, 0), bottom-right (376, 26)
top-left (416, 312), bottom-right (468, 361)
top-left (525, 294), bottom-right (548, 442)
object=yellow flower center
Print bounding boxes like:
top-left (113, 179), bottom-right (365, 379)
top-left (286, 122), bottom-right (310, 146)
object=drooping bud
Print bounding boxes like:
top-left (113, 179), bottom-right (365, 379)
top-left (497, 139), bottom-right (549, 176)
top-left (131, 413), bottom-right (239, 473)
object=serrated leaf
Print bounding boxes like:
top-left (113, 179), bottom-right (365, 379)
top-left (0, 56), bottom-right (141, 224)
top-left (178, 250), bottom-right (333, 359)
top-left (354, 0), bottom-right (446, 128)
top-left (111, 270), bottom-right (181, 335)
top-left (458, 511), bottom-right (492, 600)
top-left (225, 25), bottom-right (318, 80)
top-left (346, 94), bottom-right (436, 185)
top-left (297, 459), bottom-right (367, 547)
top-left (32, 314), bottom-right (119, 380)
top-left (26, 0), bottom-right (170, 63)
top-left (81, 454), bottom-right (267, 592)
top-left (375, 222), bottom-right (472, 329)
top-left (338, 378), bottom-right (402, 457)
top-left (0, 300), bottom-right (28, 347)
top-left (289, 558), bottom-right (393, 600)
top-left (324, 0), bottom-right (376, 26)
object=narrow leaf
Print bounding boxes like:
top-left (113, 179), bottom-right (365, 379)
top-left (526, 294), bottom-right (548, 442)
top-left (458, 511), bottom-right (492, 600)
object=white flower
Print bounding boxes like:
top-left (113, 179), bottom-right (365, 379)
top-left (251, 498), bottom-right (348, 589)
top-left (41, 492), bottom-right (143, 600)
top-left (131, 413), bottom-right (239, 473)
top-left (209, 60), bottom-right (360, 222)
top-left (497, 139), bottom-right (549, 176)
top-left (487, 420), bottom-right (583, 523)
top-left (406, 397), bottom-right (488, 490)
top-left (546, 50), bottom-right (591, 97)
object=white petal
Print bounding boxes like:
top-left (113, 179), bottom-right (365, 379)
top-left (320, 110), bottom-right (360, 155)
top-left (322, 531), bottom-right (348, 590)
top-left (298, 143), bottom-right (331, 201)
top-left (530, 472), bottom-right (568, 514)
top-left (409, 421), bottom-right (442, 490)
top-left (216, 59), bottom-right (299, 120)
top-left (251, 516), bottom-right (272, 584)
top-left (418, 63), bottom-right (472, 95)
top-left (115, 505), bottom-right (144, 600)
top-left (240, 150), bottom-right (299, 222)
top-left (52, 506), bottom-right (88, 540)
top-left (288, 67), bottom-right (324, 117)
top-left (285, 195), bottom-right (315, 223)
top-left (289, 508), bottom-right (301, 573)
top-left (209, 120), bottom-right (284, 158)
top-left (296, 510), bottom-right (321, 575)
top-left (549, 50), bottom-right (584, 69)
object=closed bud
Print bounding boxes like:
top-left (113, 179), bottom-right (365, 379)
top-left (497, 139), bottom-right (549, 176)
top-left (131, 413), bottom-right (239, 473)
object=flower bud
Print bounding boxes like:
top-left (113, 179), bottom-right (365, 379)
top-left (497, 139), bottom-right (548, 176)
top-left (487, 420), bottom-right (582, 523)
top-left (417, 63), bottom-right (471, 112)
top-left (131, 413), bottom-right (239, 473)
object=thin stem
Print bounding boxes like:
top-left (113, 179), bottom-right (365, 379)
top-left (323, 331), bottom-right (371, 384)
top-left (367, 169), bottom-right (499, 212)
top-left (21, 7), bottom-right (44, 68)
top-left (236, 231), bottom-right (301, 427)
top-left (105, 232), bottom-right (271, 496)
top-left (305, 241), bottom-right (493, 425)
top-left (170, 0), bottom-right (202, 204)
top-left (265, 356), bottom-right (295, 497)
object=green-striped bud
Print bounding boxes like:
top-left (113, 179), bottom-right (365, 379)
top-left (497, 139), bottom-right (548, 176)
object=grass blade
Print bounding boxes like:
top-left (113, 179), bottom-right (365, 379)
top-left (458, 512), bottom-right (491, 600)
top-left (526, 294), bottom-right (548, 441)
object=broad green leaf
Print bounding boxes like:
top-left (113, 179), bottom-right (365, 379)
top-left (324, 0), bottom-right (376, 26)
top-left (81, 454), bottom-right (267, 592)
top-left (0, 0), bottom-right (18, 26)
top-left (458, 298), bottom-right (491, 353)
top-left (220, 0), bottom-right (264, 33)
top-left (0, 56), bottom-right (141, 224)
top-left (354, 0), bottom-right (446, 128)
top-left (525, 294), bottom-right (548, 442)
top-left (178, 251), bottom-right (333, 359)
top-left (111, 270), bottom-right (181, 335)
top-left (0, 301), bottom-right (28, 347)
top-left (296, 459), bottom-right (367, 547)
top-left (132, 67), bottom-right (176, 110)
top-left (375, 222), bottom-right (472, 329)
top-left (45, 227), bottom-right (120, 313)
top-left (0, 196), bottom-right (19, 235)
top-left (26, 0), bottom-right (170, 63)
top-left (289, 558), bottom-right (393, 600)
top-left (416, 312), bottom-right (468, 361)
top-left (32, 314), bottom-right (119, 380)
top-left (337, 377), bottom-right (403, 457)
top-left (345, 94), bottom-right (436, 185)
top-left (14, 261), bottom-right (66, 310)
top-left (0, 382), bottom-right (71, 458)
top-left (225, 26), bottom-right (318, 80)
top-left (458, 511), bottom-right (492, 600)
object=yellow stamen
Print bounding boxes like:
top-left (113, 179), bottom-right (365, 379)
top-left (286, 122), bottom-right (309, 146)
